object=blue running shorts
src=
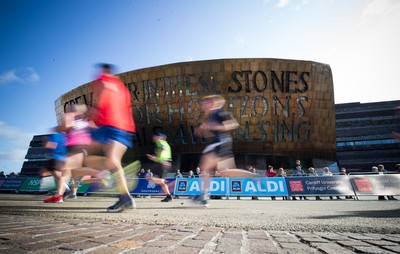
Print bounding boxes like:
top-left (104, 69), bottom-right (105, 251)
top-left (92, 126), bottom-right (135, 148)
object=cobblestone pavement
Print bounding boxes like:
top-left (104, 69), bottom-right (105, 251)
top-left (0, 194), bottom-right (399, 253)
top-left (1, 214), bottom-right (400, 254)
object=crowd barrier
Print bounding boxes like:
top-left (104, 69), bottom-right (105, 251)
top-left (1, 174), bottom-right (399, 199)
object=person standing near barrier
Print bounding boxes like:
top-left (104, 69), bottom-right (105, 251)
top-left (293, 160), bottom-right (302, 174)
top-left (373, 166), bottom-right (386, 201)
top-left (378, 164), bottom-right (397, 200)
top-left (146, 132), bottom-right (173, 202)
top-left (322, 167), bottom-right (341, 200)
top-left (193, 95), bottom-right (255, 206)
top-left (137, 168), bottom-right (146, 178)
top-left (195, 167), bottom-right (201, 177)
top-left (82, 63), bottom-right (137, 212)
top-left (277, 168), bottom-right (288, 200)
top-left (308, 167), bottom-right (322, 200)
top-left (188, 170), bottom-right (195, 178)
top-left (293, 164), bottom-right (308, 200)
top-left (340, 167), bottom-right (353, 199)
top-left (175, 169), bottom-right (183, 178)
top-left (246, 166), bottom-right (259, 200)
top-left (266, 165), bottom-right (277, 200)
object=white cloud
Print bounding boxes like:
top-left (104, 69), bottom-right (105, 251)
top-left (0, 67), bottom-right (40, 85)
top-left (276, 0), bottom-right (289, 8)
top-left (361, 0), bottom-right (400, 24)
top-left (0, 121), bottom-right (34, 161)
top-left (0, 149), bottom-right (27, 161)
top-left (270, 0), bottom-right (308, 11)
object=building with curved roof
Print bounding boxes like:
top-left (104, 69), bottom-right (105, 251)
top-left (54, 58), bottom-right (337, 172)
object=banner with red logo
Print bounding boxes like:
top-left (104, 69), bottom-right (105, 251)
top-left (349, 174), bottom-right (400, 196)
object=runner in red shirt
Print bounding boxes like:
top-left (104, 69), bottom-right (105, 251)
top-left (84, 63), bottom-right (137, 212)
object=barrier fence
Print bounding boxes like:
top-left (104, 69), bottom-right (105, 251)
top-left (1, 173), bottom-right (399, 199)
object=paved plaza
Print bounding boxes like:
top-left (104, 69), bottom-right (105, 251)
top-left (0, 194), bottom-right (399, 253)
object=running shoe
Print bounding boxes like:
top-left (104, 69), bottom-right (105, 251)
top-left (63, 189), bottom-right (78, 200)
top-left (64, 192), bottom-right (77, 200)
top-left (161, 195), bottom-right (173, 202)
top-left (44, 196), bottom-right (63, 203)
top-left (107, 194), bottom-right (136, 212)
top-left (192, 194), bottom-right (208, 207)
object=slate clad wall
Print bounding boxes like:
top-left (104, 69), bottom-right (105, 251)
top-left (20, 135), bottom-right (50, 176)
top-left (336, 100), bottom-right (400, 171)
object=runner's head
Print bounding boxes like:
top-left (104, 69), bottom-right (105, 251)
top-left (202, 94), bottom-right (226, 110)
top-left (153, 132), bottom-right (167, 141)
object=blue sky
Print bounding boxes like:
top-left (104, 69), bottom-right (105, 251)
top-left (0, 0), bottom-right (399, 175)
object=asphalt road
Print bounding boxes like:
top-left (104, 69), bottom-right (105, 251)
top-left (0, 194), bottom-right (399, 234)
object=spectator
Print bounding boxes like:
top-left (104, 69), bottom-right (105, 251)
top-left (266, 165), bottom-right (277, 200)
top-left (0, 171), bottom-right (6, 178)
top-left (293, 160), bottom-right (302, 174)
top-left (292, 164), bottom-right (308, 200)
top-left (195, 167), bottom-right (201, 177)
top-left (277, 168), bottom-right (288, 200)
top-left (373, 166), bottom-right (386, 200)
top-left (174, 169), bottom-right (183, 199)
top-left (277, 168), bottom-right (287, 177)
top-left (308, 167), bottom-right (318, 176)
top-left (188, 170), bottom-right (195, 178)
top-left (378, 164), bottom-right (396, 200)
top-left (135, 168), bottom-right (146, 198)
top-left (308, 167), bottom-right (321, 200)
top-left (144, 169), bottom-right (153, 199)
top-left (395, 164), bottom-right (400, 173)
top-left (145, 169), bottom-right (153, 178)
top-left (322, 167), bottom-right (332, 176)
top-left (340, 167), bottom-right (353, 199)
top-left (247, 166), bottom-right (259, 200)
top-left (293, 165), bottom-right (304, 176)
top-left (137, 168), bottom-right (146, 178)
top-left (175, 169), bottom-right (183, 178)
top-left (265, 165), bottom-right (277, 177)
top-left (322, 167), bottom-right (340, 200)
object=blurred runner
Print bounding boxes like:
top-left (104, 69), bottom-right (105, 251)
top-left (193, 95), bottom-right (255, 206)
top-left (82, 63), bottom-right (137, 212)
top-left (146, 132), bottom-right (173, 202)
top-left (42, 127), bottom-right (68, 203)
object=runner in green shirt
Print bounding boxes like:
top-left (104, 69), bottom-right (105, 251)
top-left (146, 132), bottom-right (173, 202)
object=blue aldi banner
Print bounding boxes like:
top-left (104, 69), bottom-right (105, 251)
top-left (174, 178), bottom-right (228, 196)
top-left (286, 175), bottom-right (354, 196)
top-left (174, 177), bottom-right (288, 196)
top-left (229, 177), bottom-right (288, 196)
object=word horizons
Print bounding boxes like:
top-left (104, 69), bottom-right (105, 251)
top-left (62, 69), bottom-right (319, 145)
